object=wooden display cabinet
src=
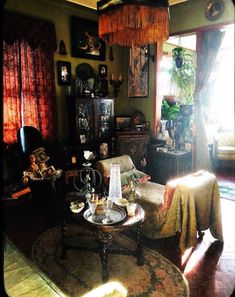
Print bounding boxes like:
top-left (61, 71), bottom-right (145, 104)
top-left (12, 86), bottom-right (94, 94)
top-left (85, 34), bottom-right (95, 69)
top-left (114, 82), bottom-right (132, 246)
top-left (68, 97), bottom-right (114, 148)
top-left (115, 131), bottom-right (150, 172)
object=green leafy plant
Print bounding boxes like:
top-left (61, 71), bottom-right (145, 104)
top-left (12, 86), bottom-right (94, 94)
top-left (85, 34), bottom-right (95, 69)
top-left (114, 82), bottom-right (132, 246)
top-left (161, 99), bottom-right (180, 120)
top-left (172, 47), bottom-right (190, 59)
top-left (169, 47), bottom-right (196, 105)
top-left (123, 178), bottom-right (138, 203)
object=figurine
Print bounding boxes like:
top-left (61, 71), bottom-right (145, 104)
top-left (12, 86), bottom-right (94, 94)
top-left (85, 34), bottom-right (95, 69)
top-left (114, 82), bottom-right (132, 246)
top-left (39, 161), bottom-right (48, 177)
top-left (28, 154), bottom-right (39, 173)
top-left (22, 153), bottom-right (41, 184)
top-left (99, 143), bottom-right (109, 159)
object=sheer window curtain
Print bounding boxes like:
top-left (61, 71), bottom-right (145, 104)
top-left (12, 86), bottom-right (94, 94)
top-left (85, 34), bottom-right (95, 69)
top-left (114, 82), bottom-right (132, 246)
top-left (193, 29), bottom-right (225, 171)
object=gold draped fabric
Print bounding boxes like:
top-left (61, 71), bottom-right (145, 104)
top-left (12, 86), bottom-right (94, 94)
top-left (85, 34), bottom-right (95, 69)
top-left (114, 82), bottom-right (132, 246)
top-left (138, 170), bottom-right (223, 255)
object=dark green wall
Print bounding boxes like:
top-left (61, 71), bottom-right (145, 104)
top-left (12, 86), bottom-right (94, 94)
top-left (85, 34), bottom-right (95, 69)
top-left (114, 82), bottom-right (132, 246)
top-left (5, 0), bottom-right (234, 142)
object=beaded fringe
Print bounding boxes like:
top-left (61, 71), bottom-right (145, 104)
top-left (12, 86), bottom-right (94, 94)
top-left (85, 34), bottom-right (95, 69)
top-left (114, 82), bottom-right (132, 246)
top-left (98, 5), bottom-right (169, 46)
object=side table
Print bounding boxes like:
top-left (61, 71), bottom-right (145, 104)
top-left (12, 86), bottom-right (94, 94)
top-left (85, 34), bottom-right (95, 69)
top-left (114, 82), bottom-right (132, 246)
top-left (60, 197), bottom-right (145, 283)
top-left (149, 147), bottom-right (192, 184)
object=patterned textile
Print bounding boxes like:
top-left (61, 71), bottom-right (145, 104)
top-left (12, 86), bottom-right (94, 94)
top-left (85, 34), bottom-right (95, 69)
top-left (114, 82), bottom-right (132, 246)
top-left (3, 11), bottom-right (57, 51)
top-left (31, 225), bottom-right (190, 297)
top-left (139, 170), bottom-right (223, 255)
top-left (3, 11), bottom-right (58, 144)
top-left (121, 169), bottom-right (150, 186)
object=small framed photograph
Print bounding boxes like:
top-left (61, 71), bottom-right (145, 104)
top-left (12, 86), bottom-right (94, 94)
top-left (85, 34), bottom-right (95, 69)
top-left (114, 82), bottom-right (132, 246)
top-left (98, 64), bottom-right (107, 77)
top-left (115, 116), bottom-right (131, 130)
top-left (57, 61), bottom-right (71, 85)
top-left (144, 121), bottom-right (150, 130)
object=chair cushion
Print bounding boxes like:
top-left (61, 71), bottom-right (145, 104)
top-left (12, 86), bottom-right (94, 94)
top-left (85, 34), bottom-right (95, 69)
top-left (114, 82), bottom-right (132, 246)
top-left (120, 169), bottom-right (151, 190)
top-left (136, 181), bottom-right (165, 206)
top-left (95, 155), bottom-right (135, 186)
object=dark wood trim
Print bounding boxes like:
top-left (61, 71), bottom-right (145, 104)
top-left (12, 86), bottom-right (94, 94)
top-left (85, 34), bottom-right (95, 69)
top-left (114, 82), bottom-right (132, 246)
top-left (170, 20), bottom-right (234, 37)
top-left (97, 0), bottom-right (169, 13)
top-left (154, 42), bottom-right (164, 137)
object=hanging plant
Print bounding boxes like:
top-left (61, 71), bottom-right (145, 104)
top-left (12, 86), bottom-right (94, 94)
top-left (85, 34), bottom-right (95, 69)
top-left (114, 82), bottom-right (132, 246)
top-left (172, 47), bottom-right (191, 68)
top-left (169, 47), bottom-right (196, 105)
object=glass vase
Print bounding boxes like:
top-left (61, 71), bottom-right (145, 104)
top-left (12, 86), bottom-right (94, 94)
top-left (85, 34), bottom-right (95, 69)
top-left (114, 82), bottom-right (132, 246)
top-left (108, 163), bottom-right (122, 203)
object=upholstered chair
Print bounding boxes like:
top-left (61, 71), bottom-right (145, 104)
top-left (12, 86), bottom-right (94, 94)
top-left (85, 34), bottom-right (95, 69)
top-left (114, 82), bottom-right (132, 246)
top-left (213, 129), bottom-right (235, 169)
top-left (95, 155), bottom-right (223, 256)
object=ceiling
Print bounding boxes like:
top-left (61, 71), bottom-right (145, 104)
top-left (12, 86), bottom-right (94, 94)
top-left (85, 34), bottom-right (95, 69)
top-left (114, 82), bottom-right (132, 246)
top-left (65, 0), bottom-right (188, 10)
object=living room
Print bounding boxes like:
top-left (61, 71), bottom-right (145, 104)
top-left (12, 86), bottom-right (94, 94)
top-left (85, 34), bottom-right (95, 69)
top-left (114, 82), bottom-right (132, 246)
top-left (2, 0), bottom-right (235, 297)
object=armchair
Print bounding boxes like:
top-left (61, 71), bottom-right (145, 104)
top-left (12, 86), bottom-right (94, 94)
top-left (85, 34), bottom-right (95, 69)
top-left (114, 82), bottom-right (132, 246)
top-left (95, 155), bottom-right (223, 256)
top-left (213, 129), bottom-right (235, 169)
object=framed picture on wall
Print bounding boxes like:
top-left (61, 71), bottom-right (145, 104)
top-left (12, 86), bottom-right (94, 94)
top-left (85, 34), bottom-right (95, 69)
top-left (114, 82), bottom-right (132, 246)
top-left (98, 64), bottom-right (107, 77)
top-left (128, 45), bottom-right (149, 97)
top-left (57, 61), bottom-right (71, 86)
top-left (115, 116), bottom-right (131, 130)
top-left (70, 16), bottom-right (106, 61)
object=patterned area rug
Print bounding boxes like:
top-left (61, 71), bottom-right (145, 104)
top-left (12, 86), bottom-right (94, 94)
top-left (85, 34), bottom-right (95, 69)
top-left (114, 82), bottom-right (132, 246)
top-left (218, 180), bottom-right (235, 201)
top-left (32, 225), bottom-right (189, 297)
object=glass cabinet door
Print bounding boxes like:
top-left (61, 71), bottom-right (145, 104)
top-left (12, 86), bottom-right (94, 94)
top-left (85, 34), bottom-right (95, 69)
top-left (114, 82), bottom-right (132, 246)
top-left (75, 99), bottom-right (94, 145)
top-left (96, 99), bottom-right (114, 140)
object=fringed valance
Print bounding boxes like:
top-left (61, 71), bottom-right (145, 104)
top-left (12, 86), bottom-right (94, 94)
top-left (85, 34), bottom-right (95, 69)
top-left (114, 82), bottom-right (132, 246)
top-left (97, 1), bottom-right (169, 46)
top-left (3, 11), bottom-right (57, 52)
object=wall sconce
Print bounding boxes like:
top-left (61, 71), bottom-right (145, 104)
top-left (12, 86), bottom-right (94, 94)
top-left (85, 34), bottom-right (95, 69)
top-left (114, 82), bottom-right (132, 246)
top-left (59, 40), bottom-right (67, 55)
top-left (109, 73), bottom-right (123, 97)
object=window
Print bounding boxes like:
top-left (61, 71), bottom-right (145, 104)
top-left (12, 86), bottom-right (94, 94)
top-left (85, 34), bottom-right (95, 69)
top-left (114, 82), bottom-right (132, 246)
top-left (160, 34), bottom-right (197, 103)
top-left (207, 24), bottom-right (234, 130)
top-left (3, 11), bottom-right (58, 144)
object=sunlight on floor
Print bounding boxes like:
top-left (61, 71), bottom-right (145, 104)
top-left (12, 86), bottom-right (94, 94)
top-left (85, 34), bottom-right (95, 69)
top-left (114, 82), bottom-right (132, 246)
top-left (182, 197), bottom-right (235, 275)
top-left (82, 281), bottom-right (128, 297)
top-left (220, 198), bottom-right (235, 255)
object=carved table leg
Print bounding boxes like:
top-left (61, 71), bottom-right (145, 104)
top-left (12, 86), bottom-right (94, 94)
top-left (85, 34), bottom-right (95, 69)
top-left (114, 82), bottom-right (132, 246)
top-left (60, 220), bottom-right (67, 259)
top-left (100, 241), bottom-right (108, 283)
top-left (136, 220), bottom-right (144, 266)
top-left (96, 231), bottom-right (112, 283)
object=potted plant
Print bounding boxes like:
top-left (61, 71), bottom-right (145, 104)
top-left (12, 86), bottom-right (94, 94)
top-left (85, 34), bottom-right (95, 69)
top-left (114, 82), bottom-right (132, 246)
top-left (169, 47), bottom-right (196, 105)
top-left (172, 47), bottom-right (186, 68)
top-left (161, 99), bottom-right (180, 120)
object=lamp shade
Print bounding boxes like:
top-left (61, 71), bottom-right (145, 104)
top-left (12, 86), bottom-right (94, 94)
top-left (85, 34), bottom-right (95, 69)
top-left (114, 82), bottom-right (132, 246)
top-left (97, 0), bottom-right (170, 46)
top-left (108, 163), bottom-right (122, 202)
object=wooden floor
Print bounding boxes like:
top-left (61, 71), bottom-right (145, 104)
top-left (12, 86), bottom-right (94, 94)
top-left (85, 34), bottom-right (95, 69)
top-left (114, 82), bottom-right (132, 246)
top-left (183, 198), bottom-right (235, 297)
top-left (3, 170), bottom-right (235, 297)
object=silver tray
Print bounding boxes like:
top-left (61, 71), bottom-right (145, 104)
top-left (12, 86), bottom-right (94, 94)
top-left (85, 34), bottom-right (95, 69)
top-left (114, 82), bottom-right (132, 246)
top-left (83, 206), bottom-right (126, 225)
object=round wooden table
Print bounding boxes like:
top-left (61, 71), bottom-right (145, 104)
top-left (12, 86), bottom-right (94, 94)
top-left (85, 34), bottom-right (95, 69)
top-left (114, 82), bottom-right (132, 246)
top-left (60, 196), bottom-right (145, 283)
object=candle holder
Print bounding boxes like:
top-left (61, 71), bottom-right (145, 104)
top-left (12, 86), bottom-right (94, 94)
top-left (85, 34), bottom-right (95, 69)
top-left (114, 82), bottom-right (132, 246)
top-left (109, 73), bottom-right (123, 97)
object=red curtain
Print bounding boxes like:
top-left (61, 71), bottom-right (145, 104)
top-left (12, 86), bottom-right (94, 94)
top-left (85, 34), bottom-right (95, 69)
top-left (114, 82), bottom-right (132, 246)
top-left (3, 40), bottom-right (58, 144)
top-left (3, 41), bottom-right (22, 144)
top-left (3, 11), bottom-right (58, 144)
